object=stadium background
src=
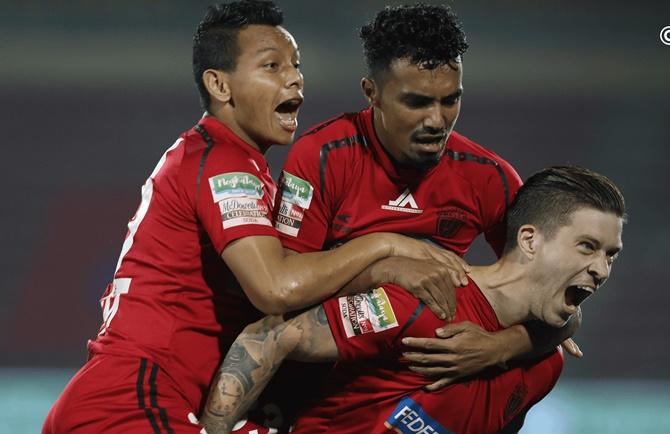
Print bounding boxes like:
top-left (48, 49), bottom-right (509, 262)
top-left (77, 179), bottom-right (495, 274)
top-left (1, 0), bottom-right (669, 432)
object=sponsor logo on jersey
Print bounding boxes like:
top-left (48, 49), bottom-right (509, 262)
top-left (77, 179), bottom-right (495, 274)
top-left (339, 287), bottom-right (399, 338)
top-left (219, 197), bottom-right (271, 229)
top-left (275, 171), bottom-right (314, 237)
top-left (382, 188), bottom-right (423, 214)
top-left (436, 207), bottom-right (468, 237)
top-left (209, 172), bottom-right (264, 202)
top-left (384, 397), bottom-right (453, 434)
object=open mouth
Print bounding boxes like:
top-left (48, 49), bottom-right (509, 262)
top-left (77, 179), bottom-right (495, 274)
top-left (275, 97), bottom-right (303, 132)
top-left (564, 285), bottom-right (595, 308)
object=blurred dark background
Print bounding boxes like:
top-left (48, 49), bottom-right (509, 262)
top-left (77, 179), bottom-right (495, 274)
top-left (1, 0), bottom-right (669, 384)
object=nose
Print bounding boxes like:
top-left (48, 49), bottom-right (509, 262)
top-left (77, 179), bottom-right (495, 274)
top-left (423, 104), bottom-right (446, 131)
top-left (286, 65), bottom-right (304, 90)
top-left (588, 253), bottom-right (610, 285)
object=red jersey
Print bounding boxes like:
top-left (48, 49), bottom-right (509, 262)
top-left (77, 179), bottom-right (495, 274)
top-left (89, 115), bottom-right (277, 412)
top-left (247, 108), bottom-right (523, 431)
top-left (274, 107), bottom-right (522, 257)
top-left (291, 283), bottom-right (564, 434)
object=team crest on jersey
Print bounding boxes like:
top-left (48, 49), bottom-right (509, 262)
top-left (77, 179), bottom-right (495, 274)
top-left (209, 172), bottom-right (264, 203)
top-left (382, 188), bottom-right (423, 214)
top-left (338, 287), bottom-right (398, 338)
top-left (275, 171), bottom-right (313, 237)
top-left (436, 207), bottom-right (468, 237)
top-left (384, 397), bottom-right (453, 434)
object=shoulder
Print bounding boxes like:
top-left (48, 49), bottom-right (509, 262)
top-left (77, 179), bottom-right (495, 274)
top-left (291, 112), bottom-right (367, 158)
top-left (443, 132), bottom-right (522, 194)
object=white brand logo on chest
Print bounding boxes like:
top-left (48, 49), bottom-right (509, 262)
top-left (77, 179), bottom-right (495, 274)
top-left (381, 188), bottom-right (423, 214)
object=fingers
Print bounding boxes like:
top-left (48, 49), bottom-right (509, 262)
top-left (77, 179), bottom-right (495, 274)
top-left (423, 281), bottom-right (451, 320)
top-left (561, 338), bottom-right (583, 358)
top-left (424, 377), bottom-right (456, 391)
top-left (401, 336), bottom-right (451, 351)
top-left (408, 365), bottom-right (457, 378)
top-left (403, 351), bottom-right (456, 366)
top-left (417, 285), bottom-right (447, 320)
top-left (435, 321), bottom-right (476, 338)
top-left (424, 246), bottom-right (469, 286)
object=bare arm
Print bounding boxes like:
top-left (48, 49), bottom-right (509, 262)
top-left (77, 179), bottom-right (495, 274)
top-left (200, 306), bottom-right (338, 434)
top-left (222, 233), bottom-right (461, 315)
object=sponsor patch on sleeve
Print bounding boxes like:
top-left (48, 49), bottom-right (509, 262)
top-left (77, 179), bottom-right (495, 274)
top-left (209, 172), bottom-right (271, 229)
top-left (274, 171), bottom-right (313, 237)
top-left (338, 287), bottom-right (399, 338)
top-left (384, 397), bottom-right (453, 434)
top-left (209, 172), bottom-right (264, 203)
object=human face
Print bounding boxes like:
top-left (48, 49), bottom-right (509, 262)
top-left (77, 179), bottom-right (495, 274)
top-left (226, 25), bottom-right (303, 151)
top-left (530, 208), bottom-right (623, 327)
top-left (365, 58), bottom-right (463, 170)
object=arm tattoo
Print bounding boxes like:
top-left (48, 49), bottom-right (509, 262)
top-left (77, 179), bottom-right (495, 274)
top-left (200, 308), bottom-right (338, 434)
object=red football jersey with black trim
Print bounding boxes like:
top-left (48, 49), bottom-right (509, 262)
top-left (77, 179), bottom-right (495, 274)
top-left (89, 115), bottom-right (277, 412)
top-left (290, 283), bottom-right (563, 434)
top-left (274, 107), bottom-right (522, 257)
top-left (246, 108), bottom-right (523, 432)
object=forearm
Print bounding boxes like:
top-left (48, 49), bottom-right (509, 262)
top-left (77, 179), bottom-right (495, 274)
top-left (501, 309), bottom-right (581, 364)
top-left (200, 316), bottom-right (295, 434)
top-left (224, 233), bottom-right (393, 315)
top-left (201, 307), bottom-right (338, 433)
top-left (273, 235), bottom-right (392, 308)
top-left (337, 257), bottom-right (392, 297)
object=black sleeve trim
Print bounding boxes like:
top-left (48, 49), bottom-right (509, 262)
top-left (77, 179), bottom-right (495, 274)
top-left (318, 134), bottom-right (368, 197)
top-left (194, 124), bottom-right (215, 205)
top-left (393, 301), bottom-right (426, 344)
top-left (445, 149), bottom-right (511, 206)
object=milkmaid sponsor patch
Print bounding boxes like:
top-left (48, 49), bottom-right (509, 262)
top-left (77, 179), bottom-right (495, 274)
top-left (338, 287), bottom-right (399, 338)
top-left (209, 172), bottom-right (271, 229)
top-left (275, 170), bottom-right (313, 237)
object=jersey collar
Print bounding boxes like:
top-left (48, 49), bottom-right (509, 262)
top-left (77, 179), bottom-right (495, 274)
top-left (197, 115), bottom-right (269, 173)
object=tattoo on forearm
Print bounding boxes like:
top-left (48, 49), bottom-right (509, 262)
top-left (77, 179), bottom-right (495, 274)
top-left (218, 342), bottom-right (260, 394)
top-left (315, 305), bottom-right (328, 326)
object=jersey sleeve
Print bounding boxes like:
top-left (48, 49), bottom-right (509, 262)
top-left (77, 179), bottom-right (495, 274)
top-left (194, 150), bottom-right (278, 255)
top-left (323, 284), bottom-right (442, 361)
top-left (274, 135), bottom-right (333, 253)
top-left (482, 158), bottom-right (523, 258)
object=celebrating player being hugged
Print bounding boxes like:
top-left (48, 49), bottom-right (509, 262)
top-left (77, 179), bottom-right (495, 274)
top-left (42, 2), bottom-right (472, 433)
top-left (203, 166), bottom-right (625, 434)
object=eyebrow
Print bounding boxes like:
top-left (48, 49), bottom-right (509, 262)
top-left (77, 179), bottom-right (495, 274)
top-left (583, 236), bottom-right (623, 255)
top-left (400, 88), bottom-right (463, 103)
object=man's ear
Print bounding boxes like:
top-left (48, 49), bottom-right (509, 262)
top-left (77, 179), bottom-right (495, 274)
top-left (203, 69), bottom-right (232, 105)
top-left (517, 224), bottom-right (540, 260)
top-left (361, 77), bottom-right (379, 107)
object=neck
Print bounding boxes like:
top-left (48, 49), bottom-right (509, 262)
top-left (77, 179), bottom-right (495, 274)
top-left (468, 255), bottom-right (538, 327)
top-left (207, 106), bottom-right (268, 154)
top-left (371, 107), bottom-right (403, 164)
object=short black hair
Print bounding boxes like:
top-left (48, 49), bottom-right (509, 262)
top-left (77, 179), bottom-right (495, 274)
top-left (504, 166), bottom-right (627, 253)
top-left (360, 3), bottom-right (468, 80)
top-left (192, 0), bottom-right (283, 110)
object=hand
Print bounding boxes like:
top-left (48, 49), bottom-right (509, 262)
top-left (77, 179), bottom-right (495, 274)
top-left (387, 235), bottom-right (470, 287)
top-left (380, 257), bottom-right (459, 320)
top-left (401, 321), bottom-right (503, 391)
top-left (561, 338), bottom-right (583, 358)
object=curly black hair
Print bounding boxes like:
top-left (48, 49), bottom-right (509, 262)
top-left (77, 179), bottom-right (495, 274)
top-left (192, 0), bottom-right (283, 110)
top-left (360, 3), bottom-right (468, 79)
